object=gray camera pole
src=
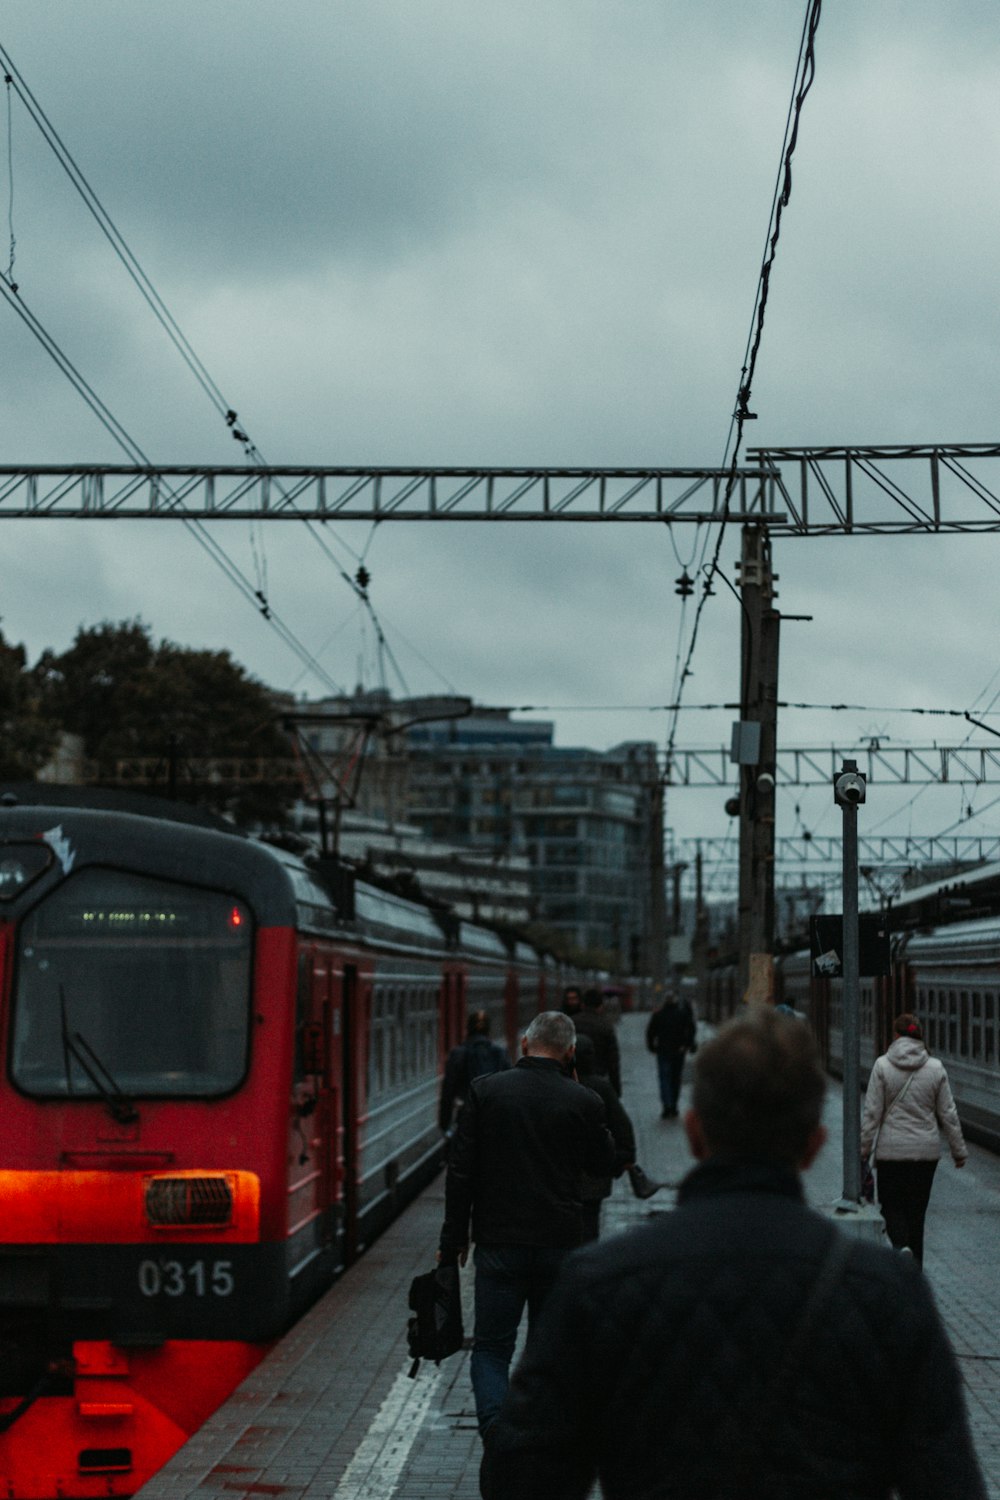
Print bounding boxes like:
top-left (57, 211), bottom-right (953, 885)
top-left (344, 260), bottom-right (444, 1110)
top-left (837, 760), bottom-right (863, 1203)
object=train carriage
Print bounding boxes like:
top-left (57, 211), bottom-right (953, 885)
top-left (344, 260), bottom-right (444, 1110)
top-left (0, 790), bottom-right (556, 1498)
top-left (769, 917), bottom-right (1000, 1155)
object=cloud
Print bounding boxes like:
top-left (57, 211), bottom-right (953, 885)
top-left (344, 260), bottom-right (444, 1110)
top-left (1, 0), bottom-right (999, 868)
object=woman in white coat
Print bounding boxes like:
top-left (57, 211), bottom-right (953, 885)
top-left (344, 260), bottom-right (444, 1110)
top-left (861, 1012), bottom-right (967, 1265)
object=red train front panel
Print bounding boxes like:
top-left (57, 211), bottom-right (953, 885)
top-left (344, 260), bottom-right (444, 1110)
top-left (0, 808), bottom-right (323, 1497)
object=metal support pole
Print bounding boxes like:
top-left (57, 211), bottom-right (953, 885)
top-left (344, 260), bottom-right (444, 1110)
top-left (835, 760), bottom-right (866, 1205)
top-left (737, 525), bottom-right (780, 1003)
top-left (648, 780), bottom-right (669, 985)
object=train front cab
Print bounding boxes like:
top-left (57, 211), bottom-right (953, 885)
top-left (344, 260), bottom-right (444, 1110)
top-left (0, 813), bottom-right (356, 1499)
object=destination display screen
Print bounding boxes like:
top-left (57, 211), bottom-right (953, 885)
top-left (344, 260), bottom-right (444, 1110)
top-left (38, 885), bottom-right (248, 942)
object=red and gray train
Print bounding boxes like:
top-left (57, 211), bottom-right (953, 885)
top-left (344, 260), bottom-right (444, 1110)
top-left (0, 789), bottom-right (569, 1497)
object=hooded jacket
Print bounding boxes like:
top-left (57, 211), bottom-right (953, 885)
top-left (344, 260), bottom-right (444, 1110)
top-left (860, 1037), bottom-right (967, 1164)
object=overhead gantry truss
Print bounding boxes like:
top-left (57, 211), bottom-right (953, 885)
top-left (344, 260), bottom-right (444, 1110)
top-left (665, 744), bottom-right (1000, 786)
top-left (678, 835), bottom-right (1000, 868)
top-left (750, 443), bottom-right (1000, 535)
top-left (2, 444), bottom-right (1000, 531)
top-left (0, 466), bottom-right (776, 523)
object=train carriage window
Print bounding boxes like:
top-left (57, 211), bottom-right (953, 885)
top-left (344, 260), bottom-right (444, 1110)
top-left (11, 868), bottom-right (252, 1099)
top-left (948, 990), bottom-right (958, 1056)
top-left (986, 994), bottom-right (997, 1065)
top-left (386, 988), bottom-right (397, 1088)
top-left (958, 991), bottom-right (968, 1058)
top-left (971, 992), bottom-right (982, 1061)
top-left (932, 989), bottom-right (943, 1054)
top-left (374, 1026), bottom-right (384, 1096)
top-left (403, 986), bottom-right (415, 1081)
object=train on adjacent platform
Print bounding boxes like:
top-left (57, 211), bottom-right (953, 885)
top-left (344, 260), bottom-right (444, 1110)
top-left (702, 868), bottom-right (1000, 1155)
top-left (0, 789), bottom-right (577, 1498)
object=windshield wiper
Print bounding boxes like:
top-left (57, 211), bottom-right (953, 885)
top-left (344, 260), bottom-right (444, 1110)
top-left (58, 986), bottom-right (138, 1125)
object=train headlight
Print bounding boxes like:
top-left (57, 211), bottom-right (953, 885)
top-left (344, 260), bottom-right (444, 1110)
top-left (145, 1174), bottom-right (235, 1227)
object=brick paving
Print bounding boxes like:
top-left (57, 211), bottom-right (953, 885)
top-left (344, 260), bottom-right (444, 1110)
top-left (137, 1014), bottom-right (1000, 1500)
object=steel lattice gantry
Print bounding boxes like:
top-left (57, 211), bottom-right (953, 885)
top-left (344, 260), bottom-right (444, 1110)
top-left (3, 444), bottom-right (1000, 530)
top-left (0, 466), bottom-right (776, 522)
top-left (750, 442), bottom-right (1000, 534)
top-left (665, 744), bottom-right (1000, 786)
top-left (677, 835), bottom-right (1000, 868)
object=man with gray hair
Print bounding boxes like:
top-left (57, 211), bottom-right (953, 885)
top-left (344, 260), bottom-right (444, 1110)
top-left (438, 1009), bottom-right (614, 1451)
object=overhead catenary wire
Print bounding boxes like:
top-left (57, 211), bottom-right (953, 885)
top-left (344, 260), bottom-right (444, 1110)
top-left (0, 267), bottom-right (345, 696)
top-left (3, 70), bottom-right (14, 283)
top-left (510, 699), bottom-right (989, 716)
top-left (661, 0), bottom-right (823, 783)
top-left (0, 43), bottom-right (231, 421)
top-left (0, 44), bottom-right (432, 701)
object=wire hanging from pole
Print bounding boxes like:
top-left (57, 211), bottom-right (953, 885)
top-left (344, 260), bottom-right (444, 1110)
top-left (4, 71), bottom-right (15, 287)
top-left (662, 0), bottom-right (823, 786)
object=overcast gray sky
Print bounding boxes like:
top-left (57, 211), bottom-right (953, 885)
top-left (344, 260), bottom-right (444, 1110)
top-left (2, 1), bottom-right (1000, 891)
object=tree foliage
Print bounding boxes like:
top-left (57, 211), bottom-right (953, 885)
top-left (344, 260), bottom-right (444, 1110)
top-left (34, 620), bottom-right (296, 826)
top-left (0, 632), bottom-right (60, 779)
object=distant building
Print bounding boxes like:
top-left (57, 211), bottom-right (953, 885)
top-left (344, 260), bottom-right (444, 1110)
top-left (289, 691), bottom-right (659, 963)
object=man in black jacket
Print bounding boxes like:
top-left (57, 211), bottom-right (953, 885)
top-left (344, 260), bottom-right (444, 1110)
top-left (438, 1010), bottom-right (510, 1136)
top-left (646, 991), bottom-right (697, 1117)
top-left (485, 1008), bottom-right (987, 1500)
top-left (574, 988), bottom-right (622, 1096)
top-left (438, 1010), bottom-right (614, 1442)
top-left (573, 1033), bottom-right (637, 1240)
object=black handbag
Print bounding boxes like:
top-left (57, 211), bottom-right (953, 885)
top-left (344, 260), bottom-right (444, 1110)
top-left (406, 1263), bottom-right (465, 1377)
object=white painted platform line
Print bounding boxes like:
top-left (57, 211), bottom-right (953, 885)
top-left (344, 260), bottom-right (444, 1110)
top-left (334, 1363), bottom-right (447, 1499)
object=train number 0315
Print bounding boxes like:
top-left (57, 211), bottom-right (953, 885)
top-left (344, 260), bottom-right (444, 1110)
top-left (138, 1259), bottom-right (235, 1298)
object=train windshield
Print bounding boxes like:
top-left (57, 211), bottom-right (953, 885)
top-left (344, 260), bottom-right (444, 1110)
top-left (10, 867), bottom-right (253, 1099)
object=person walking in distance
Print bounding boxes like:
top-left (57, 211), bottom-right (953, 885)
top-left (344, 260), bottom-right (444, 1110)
top-left (645, 990), bottom-right (696, 1118)
top-left (573, 1034), bottom-right (658, 1237)
top-left (439, 1010), bottom-right (510, 1139)
top-left (437, 1011), bottom-right (614, 1451)
top-left (561, 985), bottom-right (583, 1019)
top-left (861, 1012), bottom-right (967, 1266)
top-left (573, 988), bottom-right (622, 1096)
top-left (484, 1008), bottom-right (987, 1500)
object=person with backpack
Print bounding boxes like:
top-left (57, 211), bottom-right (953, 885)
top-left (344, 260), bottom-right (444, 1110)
top-left (438, 1011), bottom-right (615, 1454)
top-left (645, 991), bottom-right (697, 1118)
top-left (439, 1010), bottom-right (510, 1136)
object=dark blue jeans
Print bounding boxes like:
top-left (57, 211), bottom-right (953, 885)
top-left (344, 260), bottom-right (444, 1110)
top-left (657, 1051), bottom-right (685, 1112)
top-left (471, 1243), bottom-right (571, 1434)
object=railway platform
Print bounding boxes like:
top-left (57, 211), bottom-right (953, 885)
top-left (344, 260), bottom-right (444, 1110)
top-left (136, 1013), bottom-right (1000, 1500)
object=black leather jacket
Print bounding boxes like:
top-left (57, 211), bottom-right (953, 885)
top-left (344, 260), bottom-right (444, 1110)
top-left (439, 1056), bottom-right (615, 1256)
top-left (487, 1158), bottom-right (987, 1500)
